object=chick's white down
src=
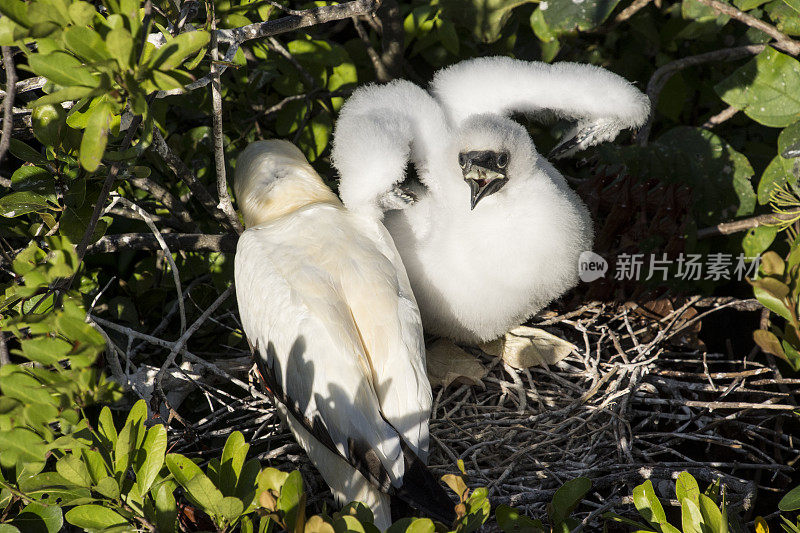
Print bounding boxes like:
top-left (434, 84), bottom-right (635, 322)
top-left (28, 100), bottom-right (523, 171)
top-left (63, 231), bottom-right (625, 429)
top-left (233, 140), bottom-right (452, 528)
top-left (332, 57), bottom-right (650, 343)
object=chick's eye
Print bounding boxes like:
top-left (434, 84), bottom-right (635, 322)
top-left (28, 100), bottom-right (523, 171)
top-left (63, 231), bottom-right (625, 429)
top-left (497, 153), bottom-right (508, 168)
top-left (458, 154), bottom-right (468, 168)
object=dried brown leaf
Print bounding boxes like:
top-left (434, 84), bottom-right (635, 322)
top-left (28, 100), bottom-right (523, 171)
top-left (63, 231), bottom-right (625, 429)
top-left (426, 340), bottom-right (487, 389)
top-left (500, 326), bottom-right (577, 369)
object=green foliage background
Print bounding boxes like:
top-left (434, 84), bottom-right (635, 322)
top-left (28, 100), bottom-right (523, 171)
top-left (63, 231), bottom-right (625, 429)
top-left (0, 0), bottom-right (799, 529)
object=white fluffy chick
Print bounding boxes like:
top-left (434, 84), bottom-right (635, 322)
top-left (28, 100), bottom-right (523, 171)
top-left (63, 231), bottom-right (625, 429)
top-left (332, 57), bottom-right (650, 344)
top-left (233, 140), bottom-right (455, 528)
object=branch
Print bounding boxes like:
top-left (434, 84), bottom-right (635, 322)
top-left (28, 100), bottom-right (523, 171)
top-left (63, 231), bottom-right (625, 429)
top-left (0, 76), bottom-right (45, 98)
top-left (214, 0), bottom-right (377, 44)
top-left (210, 15), bottom-right (243, 234)
top-left (377, 0), bottom-right (403, 80)
top-left (128, 175), bottom-right (198, 232)
top-left (155, 0), bottom-right (378, 98)
top-left (697, 210), bottom-right (800, 239)
top-left (701, 105), bottom-right (738, 129)
top-left (637, 44), bottom-right (767, 144)
top-left (71, 114), bottom-right (144, 269)
top-left (86, 233), bottom-right (238, 254)
top-left (150, 128), bottom-right (237, 232)
top-left (0, 46), bottom-right (17, 188)
top-left (352, 16), bottom-right (390, 82)
top-left (106, 195), bottom-right (187, 335)
top-left (694, 0), bottom-right (800, 55)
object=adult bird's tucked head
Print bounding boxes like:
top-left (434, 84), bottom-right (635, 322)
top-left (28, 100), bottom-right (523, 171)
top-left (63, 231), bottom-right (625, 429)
top-left (234, 139), bottom-right (340, 228)
top-left (455, 114), bottom-right (536, 210)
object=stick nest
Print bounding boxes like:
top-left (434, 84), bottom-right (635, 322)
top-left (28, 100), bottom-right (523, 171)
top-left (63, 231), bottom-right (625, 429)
top-left (164, 297), bottom-right (799, 528)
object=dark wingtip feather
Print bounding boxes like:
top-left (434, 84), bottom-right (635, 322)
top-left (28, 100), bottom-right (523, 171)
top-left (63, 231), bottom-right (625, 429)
top-left (393, 439), bottom-right (457, 526)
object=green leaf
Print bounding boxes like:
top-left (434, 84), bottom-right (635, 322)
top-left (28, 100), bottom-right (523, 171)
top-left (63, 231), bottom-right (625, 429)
top-left (79, 99), bottom-right (114, 171)
top-left (220, 430), bottom-right (249, 496)
top-left (257, 467), bottom-right (289, 494)
top-left (0, 427), bottom-right (48, 469)
top-left (715, 48), bottom-right (800, 127)
top-left (759, 154), bottom-right (800, 204)
top-left (549, 477), bottom-right (591, 526)
top-left (742, 225), bottom-right (779, 258)
top-left (153, 482), bottom-right (178, 533)
top-left (600, 127), bottom-right (755, 226)
top-left (9, 139), bottom-right (50, 166)
top-left (496, 505), bottom-right (545, 533)
top-left (147, 30), bottom-right (210, 71)
top-left (28, 52), bottom-right (100, 88)
top-left (95, 476), bottom-right (121, 500)
top-left (183, 471), bottom-right (225, 515)
top-left (63, 26), bottom-right (110, 63)
top-left (779, 120), bottom-right (800, 158)
top-left (98, 406), bottom-right (118, 449)
top-left (19, 336), bottom-right (72, 365)
top-left (31, 85), bottom-right (100, 107)
top-left (278, 470), bottom-right (304, 531)
top-left (681, 498), bottom-right (704, 533)
top-left (0, 0), bottom-right (32, 27)
top-left (237, 458), bottom-right (261, 510)
top-left (12, 501), bottom-right (62, 533)
top-left (676, 472), bottom-right (701, 504)
top-left (64, 505), bottom-right (129, 530)
top-left (18, 472), bottom-right (93, 506)
top-left (166, 453), bottom-right (205, 486)
top-left (106, 28), bottom-right (134, 69)
top-left (0, 190), bottom-right (51, 219)
top-left (135, 424), bottom-right (167, 495)
top-left (751, 279), bottom-right (793, 321)
top-left (0, 16), bottom-right (29, 46)
top-left (437, 19), bottom-right (459, 55)
top-left (779, 485), bottom-right (800, 511)
top-left (440, 0), bottom-right (534, 43)
top-left (541, 0), bottom-right (621, 33)
top-left (405, 518), bottom-right (436, 533)
top-left (68, 1), bottom-right (96, 26)
top-left (698, 494), bottom-right (725, 533)
top-left (56, 453), bottom-right (92, 487)
top-left (218, 496), bottom-right (245, 523)
top-left (31, 104), bottom-right (67, 148)
top-left (632, 480), bottom-right (667, 528)
top-left (0, 371), bottom-right (53, 405)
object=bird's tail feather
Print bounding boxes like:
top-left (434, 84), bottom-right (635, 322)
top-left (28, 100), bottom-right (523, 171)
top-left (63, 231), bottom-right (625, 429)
top-left (393, 438), bottom-right (457, 526)
top-left (252, 350), bottom-right (456, 526)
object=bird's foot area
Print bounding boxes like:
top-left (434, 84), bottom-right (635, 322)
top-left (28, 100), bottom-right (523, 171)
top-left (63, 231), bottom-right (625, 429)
top-left (478, 326), bottom-right (577, 370)
top-left (548, 120), bottom-right (621, 160)
top-left (378, 185), bottom-right (417, 211)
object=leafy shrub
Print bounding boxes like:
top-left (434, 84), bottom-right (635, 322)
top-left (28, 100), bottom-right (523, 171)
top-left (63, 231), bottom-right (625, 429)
top-left (606, 472), bottom-right (746, 533)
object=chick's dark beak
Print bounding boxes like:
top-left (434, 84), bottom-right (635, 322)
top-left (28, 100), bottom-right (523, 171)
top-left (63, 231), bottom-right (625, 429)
top-left (460, 150), bottom-right (509, 210)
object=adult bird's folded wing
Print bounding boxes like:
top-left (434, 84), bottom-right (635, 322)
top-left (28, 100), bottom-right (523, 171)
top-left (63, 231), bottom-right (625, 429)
top-left (431, 57), bottom-right (650, 157)
top-left (235, 218), bottom-right (455, 523)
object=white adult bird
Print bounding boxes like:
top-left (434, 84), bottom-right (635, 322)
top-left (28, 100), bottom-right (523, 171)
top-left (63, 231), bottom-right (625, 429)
top-left (233, 140), bottom-right (455, 529)
top-left (332, 57), bottom-right (650, 345)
